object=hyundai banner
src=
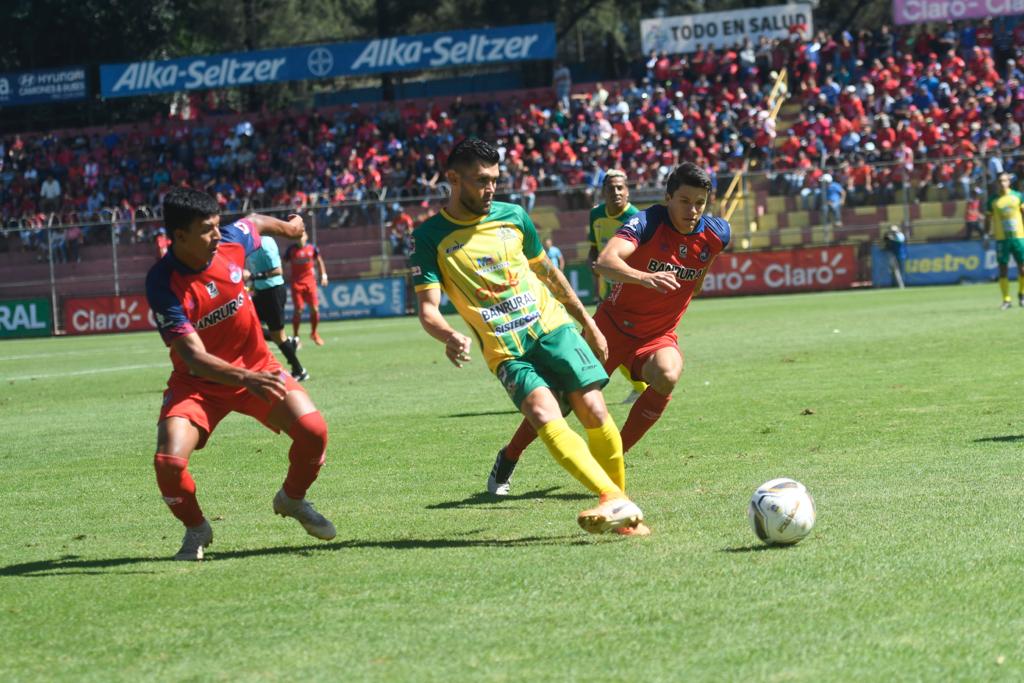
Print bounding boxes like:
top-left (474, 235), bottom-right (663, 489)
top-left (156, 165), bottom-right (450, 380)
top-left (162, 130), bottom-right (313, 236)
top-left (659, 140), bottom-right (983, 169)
top-left (285, 278), bottom-right (406, 321)
top-left (0, 67), bottom-right (87, 107)
top-left (101, 24), bottom-right (555, 98)
top-left (701, 246), bottom-right (857, 297)
top-left (642, 4), bottom-right (812, 55)
top-left (871, 240), bottom-right (1002, 287)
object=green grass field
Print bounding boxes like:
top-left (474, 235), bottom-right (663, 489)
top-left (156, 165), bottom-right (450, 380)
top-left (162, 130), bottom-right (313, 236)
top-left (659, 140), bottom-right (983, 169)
top-left (2, 283), bottom-right (1023, 681)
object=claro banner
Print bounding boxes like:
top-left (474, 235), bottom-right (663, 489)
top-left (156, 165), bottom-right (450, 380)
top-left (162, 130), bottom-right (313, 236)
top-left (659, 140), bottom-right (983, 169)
top-left (893, 0), bottom-right (1022, 25)
top-left (101, 24), bottom-right (555, 98)
top-left (701, 246), bottom-right (857, 297)
top-left (64, 295), bottom-right (157, 335)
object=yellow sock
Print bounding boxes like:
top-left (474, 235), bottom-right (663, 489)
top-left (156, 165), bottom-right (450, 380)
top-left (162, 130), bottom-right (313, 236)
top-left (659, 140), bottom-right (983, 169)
top-left (1000, 276), bottom-right (1010, 301)
top-left (537, 418), bottom-right (621, 496)
top-left (617, 365), bottom-right (648, 394)
top-left (586, 416), bottom-right (625, 491)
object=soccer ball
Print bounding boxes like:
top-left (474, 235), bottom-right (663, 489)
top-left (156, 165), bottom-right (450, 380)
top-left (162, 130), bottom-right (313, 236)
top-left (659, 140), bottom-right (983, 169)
top-left (748, 478), bottom-right (816, 545)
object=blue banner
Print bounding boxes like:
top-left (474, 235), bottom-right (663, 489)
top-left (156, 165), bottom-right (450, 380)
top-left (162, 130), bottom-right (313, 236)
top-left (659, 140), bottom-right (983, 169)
top-left (0, 67), bottom-right (87, 107)
top-left (100, 23), bottom-right (555, 98)
top-left (285, 278), bottom-right (406, 321)
top-left (871, 240), bottom-right (1010, 287)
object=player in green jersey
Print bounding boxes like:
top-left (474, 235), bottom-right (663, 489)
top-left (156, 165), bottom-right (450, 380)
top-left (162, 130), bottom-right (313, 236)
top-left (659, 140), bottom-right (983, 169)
top-left (985, 173), bottom-right (1024, 309)
top-left (588, 170), bottom-right (648, 403)
top-left (411, 138), bottom-right (648, 535)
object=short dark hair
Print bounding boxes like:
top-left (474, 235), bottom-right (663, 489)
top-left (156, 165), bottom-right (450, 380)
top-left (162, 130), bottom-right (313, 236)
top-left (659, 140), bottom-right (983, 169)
top-left (666, 162), bottom-right (712, 196)
top-left (163, 187), bottom-right (220, 234)
top-left (446, 138), bottom-right (500, 174)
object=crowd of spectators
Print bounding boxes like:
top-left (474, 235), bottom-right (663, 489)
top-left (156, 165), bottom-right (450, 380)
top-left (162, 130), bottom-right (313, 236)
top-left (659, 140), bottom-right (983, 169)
top-left (3, 15), bottom-right (1024, 263)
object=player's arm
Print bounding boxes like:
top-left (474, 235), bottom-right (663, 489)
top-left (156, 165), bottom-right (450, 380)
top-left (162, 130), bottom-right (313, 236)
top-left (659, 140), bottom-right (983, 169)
top-left (248, 265), bottom-right (283, 281)
top-left (246, 213), bottom-right (305, 239)
top-left (170, 332), bottom-right (286, 401)
top-left (316, 251), bottom-right (329, 287)
top-left (529, 254), bottom-right (608, 362)
top-left (416, 288), bottom-right (473, 368)
top-left (595, 237), bottom-right (680, 293)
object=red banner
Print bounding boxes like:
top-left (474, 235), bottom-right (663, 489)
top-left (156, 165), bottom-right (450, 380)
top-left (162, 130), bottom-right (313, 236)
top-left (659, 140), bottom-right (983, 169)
top-left (63, 295), bottom-right (157, 335)
top-left (701, 246), bottom-right (857, 297)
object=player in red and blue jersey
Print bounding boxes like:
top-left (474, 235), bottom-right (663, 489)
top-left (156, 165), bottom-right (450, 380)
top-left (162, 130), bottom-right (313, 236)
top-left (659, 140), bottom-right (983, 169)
top-left (146, 188), bottom-right (335, 560)
top-left (284, 233), bottom-right (328, 345)
top-left (489, 163), bottom-right (730, 502)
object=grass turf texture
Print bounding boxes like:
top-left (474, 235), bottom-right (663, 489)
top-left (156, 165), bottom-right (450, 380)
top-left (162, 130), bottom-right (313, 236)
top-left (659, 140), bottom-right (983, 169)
top-left (1, 283), bottom-right (1022, 681)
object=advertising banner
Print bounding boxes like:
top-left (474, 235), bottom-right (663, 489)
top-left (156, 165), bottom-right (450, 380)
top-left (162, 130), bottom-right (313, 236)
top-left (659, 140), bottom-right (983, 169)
top-left (701, 246), bottom-right (857, 297)
top-left (0, 298), bottom-right (52, 338)
top-left (0, 66), bottom-right (87, 107)
top-left (101, 24), bottom-right (555, 98)
top-left (893, 0), bottom-right (1020, 26)
top-left (63, 295), bottom-right (157, 335)
top-left (285, 278), bottom-right (406, 321)
top-left (871, 240), bottom-right (1001, 287)
top-left (641, 4), bottom-right (812, 55)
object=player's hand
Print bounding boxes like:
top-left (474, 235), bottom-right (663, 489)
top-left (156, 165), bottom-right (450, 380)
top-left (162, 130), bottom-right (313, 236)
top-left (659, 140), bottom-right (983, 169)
top-left (444, 331), bottom-right (473, 368)
top-left (243, 268), bottom-right (252, 281)
top-left (642, 271), bottom-right (681, 293)
top-left (320, 273), bottom-right (328, 287)
top-left (243, 370), bottom-right (289, 402)
top-left (287, 213), bottom-right (306, 236)
top-left (582, 319), bottom-right (609, 363)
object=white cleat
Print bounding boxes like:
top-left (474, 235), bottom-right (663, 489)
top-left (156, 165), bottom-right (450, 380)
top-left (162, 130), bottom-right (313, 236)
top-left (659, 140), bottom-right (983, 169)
top-left (174, 519), bottom-right (213, 561)
top-left (486, 448), bottom-right (513, 496)
top-left (273, 489), bottom-right (336, 540)
top-left (577, 497), bottom-right (644, 534)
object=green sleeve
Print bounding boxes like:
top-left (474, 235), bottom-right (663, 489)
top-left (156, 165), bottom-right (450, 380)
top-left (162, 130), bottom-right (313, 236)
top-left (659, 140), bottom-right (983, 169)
top-left (587, 205), bottom-right (601, 246)
top-left (518, 206), bottom-right (544, 260)
top-left (409, 228), bottom-right (440, 288)
top-left (986, 196), bottom-right (996, 214)
top-left (1015, 191), bottom-right (1024, 206)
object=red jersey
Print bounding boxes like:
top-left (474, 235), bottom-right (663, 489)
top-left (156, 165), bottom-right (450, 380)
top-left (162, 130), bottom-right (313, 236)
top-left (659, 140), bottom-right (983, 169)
top-left (599, 206), bottom-right (730, 339)
top-left (284, 243), bottom-right (320, 285)
top-left (146, 218), bottom-right (275, 382)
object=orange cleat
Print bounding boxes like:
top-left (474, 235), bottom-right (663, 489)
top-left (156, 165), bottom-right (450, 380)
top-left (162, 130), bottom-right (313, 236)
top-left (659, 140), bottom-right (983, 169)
top-left (577, 494), bottom-right (644, 534)
top-left (613, 521), bottom-right (651, 537)
top-left (311, 332), bottom-right (325, 346)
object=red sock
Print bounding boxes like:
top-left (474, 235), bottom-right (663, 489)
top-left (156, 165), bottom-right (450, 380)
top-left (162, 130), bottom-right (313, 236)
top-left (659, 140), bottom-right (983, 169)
top-left (620, 389), bottom-right (672, 453)
top-left (505, 419), bottom-right (537, 461)
top-left (154, 453), bottom-right (204, 527)
top-left (283, 412), bottom-right (328, 499)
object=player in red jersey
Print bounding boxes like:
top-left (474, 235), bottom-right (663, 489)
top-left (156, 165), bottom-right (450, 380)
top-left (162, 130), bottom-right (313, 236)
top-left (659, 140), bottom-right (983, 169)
top-left (284, 232), bottom-right (329, 345)
top-left (487, 163), bottom-right (730, 502)
top-left (146, 188), bottom-right (335, 561)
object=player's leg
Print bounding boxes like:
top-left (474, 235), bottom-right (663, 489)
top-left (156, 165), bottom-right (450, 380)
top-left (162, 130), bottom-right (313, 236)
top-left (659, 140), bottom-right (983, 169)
top-left (154, 416), bottom-right (213, 560)
top-left (998, 251), bottom-right (1011, 309)
top-left (1012, 241), bottom-right (1024, 307)
top-left (620, 344), bottom-right (684, 454)
top-left (258, 287), bottom-right (307, 380)
top-left (262, 385), bottom-right (335, 540)
top-left (291, 287), bottom-right (304, 337)
top-left (310, 303), bottom-right (324, 346)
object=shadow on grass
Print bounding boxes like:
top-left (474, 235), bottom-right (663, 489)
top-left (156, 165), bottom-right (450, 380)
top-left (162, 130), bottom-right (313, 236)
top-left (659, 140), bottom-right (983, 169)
top-left (973, 434), bottom-right (1024, 443)
top-left (720, 545), bottom-right (777, 553)
top-left (426, 487), bottom-right (590, 510)
top-left (0, 534), bottom-right (587, 577)
top-left (441, 409), bottom-right (520, 418)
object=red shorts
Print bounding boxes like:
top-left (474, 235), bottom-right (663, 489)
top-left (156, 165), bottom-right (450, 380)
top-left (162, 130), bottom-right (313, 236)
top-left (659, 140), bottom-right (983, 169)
top-left (158, 365), bottom-right (305, 449)
top-left (596, 307), bottom-right (680, 382)
top-left (292, 280), bottom-right (318, 310)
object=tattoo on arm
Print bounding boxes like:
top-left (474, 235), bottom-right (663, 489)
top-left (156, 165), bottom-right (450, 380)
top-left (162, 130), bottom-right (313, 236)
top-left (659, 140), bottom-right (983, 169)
top-left (531, 256), bottom-right (589, 323)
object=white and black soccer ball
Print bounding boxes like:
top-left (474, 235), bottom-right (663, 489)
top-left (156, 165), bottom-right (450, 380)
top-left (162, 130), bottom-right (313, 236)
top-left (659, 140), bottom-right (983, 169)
top-left (748, 478), bottom-right (816, 545)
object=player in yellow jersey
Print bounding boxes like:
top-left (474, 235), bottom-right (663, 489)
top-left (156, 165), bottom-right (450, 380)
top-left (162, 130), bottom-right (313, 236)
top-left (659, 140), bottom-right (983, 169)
top-left (985, 173), bottom-right (1024, 309)
top-left (411, 138), bottom-right (648, 535)
top-left (588, 170), bottom-right (648, 403)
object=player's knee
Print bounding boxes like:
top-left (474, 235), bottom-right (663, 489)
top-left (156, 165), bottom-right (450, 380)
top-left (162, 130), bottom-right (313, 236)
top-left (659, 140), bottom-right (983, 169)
top-left (649, 368), bottom-right (681, 394)
top-left (153, 453), bottom-right (193, 497)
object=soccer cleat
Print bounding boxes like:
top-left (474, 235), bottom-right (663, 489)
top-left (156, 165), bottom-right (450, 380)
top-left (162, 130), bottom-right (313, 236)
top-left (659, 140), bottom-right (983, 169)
top-left (577, 495), bottom-right (644, 534)
top-left (487, 448), bottom-right (514, 496)
top-left (290, 336), bottom-right (302, 351)
top-left (622, 390), bottom-right (643, 405)
top-left (293, 369), bottom-right (310, 382)
top-left (613, 521), bottom-right (652, 537)
top-left (173, 519), bottom-right (213, 561)
top-left (1001, 300), bottom-right (1013, 310)
top-left (1019, 294), bottom-right (1024, 308)
top-left (311, 332), bottom-right (325, 346)
top-left (273, 489), bottom-right (336, 540)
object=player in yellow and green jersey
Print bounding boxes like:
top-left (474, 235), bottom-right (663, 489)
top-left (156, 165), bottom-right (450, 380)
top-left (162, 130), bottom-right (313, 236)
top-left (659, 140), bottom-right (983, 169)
top-left (985, 172), bottom-right (1024, 309)
top-left (588, 170), bottom-right (648, 403)
top-left (411, 138), bottom-right (648, 536)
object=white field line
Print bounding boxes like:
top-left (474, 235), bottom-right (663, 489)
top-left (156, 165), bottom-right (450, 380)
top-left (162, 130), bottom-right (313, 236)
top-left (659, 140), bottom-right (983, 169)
top-left (1, 363), bottom-right (166, 382)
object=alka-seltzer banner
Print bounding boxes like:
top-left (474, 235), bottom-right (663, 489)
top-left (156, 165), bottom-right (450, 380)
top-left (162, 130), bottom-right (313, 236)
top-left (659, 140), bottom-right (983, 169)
top-left (0, 66), bottom-right (87, 107)
top-left (893, 0), bottom-right (1019, 25)
top-left (101, 23), bottom-right (555, 99)
top-left (641, 4), bottom-right (813, 55)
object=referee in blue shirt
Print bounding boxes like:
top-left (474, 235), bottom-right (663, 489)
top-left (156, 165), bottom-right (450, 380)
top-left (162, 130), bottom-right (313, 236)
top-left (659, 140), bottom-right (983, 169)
top-left (245, 235), bottom-right (308, 381)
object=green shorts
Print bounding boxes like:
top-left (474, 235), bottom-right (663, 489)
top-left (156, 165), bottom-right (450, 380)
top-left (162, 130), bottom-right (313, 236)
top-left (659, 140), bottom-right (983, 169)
top-left (495, 324), bottom-right (609, 409)
top-left (996, 238), bottom-right (1024, 266)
